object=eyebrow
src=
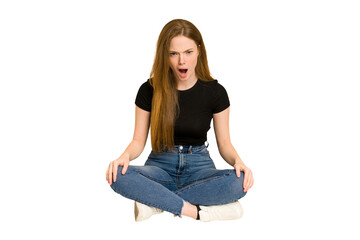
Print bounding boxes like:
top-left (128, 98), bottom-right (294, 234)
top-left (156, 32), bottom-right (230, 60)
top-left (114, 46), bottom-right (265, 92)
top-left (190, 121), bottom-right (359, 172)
top-left (169, 48), bottom-right (194, 53)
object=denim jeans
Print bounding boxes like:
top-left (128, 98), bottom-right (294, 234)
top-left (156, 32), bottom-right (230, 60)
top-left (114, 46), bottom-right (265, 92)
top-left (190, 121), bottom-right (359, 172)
top-left (110, 144), bottom-right (247, 216)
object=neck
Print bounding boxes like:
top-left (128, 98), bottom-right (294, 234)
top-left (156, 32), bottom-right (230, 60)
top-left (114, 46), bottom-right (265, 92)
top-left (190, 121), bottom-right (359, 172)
top-left (176, 77), bottom-right (198, 91)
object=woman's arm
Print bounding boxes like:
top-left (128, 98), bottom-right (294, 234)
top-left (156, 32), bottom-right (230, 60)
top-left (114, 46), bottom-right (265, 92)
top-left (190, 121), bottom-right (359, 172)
top-left (213, 107), bottom-right (242, 166)
top-left (106, 106), bottom-right (150, 184)
top-left (213, 107), bottom-right (254, 192)
top-left (122, 106), bottom-right (151, 161)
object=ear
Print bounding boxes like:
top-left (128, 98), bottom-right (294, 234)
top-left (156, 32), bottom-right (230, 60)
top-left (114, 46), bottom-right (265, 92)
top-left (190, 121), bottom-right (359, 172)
top-left (197, 44), bottom-right (201, 56)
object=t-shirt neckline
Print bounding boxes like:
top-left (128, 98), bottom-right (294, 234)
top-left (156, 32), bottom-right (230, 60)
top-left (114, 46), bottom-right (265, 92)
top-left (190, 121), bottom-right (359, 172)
top-left (177, 79), bottom-right (199, 93)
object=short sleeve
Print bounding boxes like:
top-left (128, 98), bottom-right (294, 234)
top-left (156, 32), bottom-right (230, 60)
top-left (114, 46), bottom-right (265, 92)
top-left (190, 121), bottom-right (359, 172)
top-left (135, 80), bottom-right (153, 112)
top-left (212, 82), bottom-right (230, 113)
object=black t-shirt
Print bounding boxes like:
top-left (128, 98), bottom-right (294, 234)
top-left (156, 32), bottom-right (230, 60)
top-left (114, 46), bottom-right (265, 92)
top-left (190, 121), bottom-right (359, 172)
top-left (135, 79), bottom-right (230, 146)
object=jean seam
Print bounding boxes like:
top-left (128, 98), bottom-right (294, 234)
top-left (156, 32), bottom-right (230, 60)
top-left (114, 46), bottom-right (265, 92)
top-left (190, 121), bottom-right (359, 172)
top-left (132, 168), bottom-right (176, 185)
top-left (182, 169), bottom-right (231, 188)
top-left (114, 190), bottom-right (182, 216)
top-left (176, 154), bottom-right (187, 175)
top-left (175, 170), bottom-right (232, 194)
top-left (192, 148), bottom-right (209, 154)
top-left (208, 190), bottom-right (247, 206)
top-left (184, 153), bottom-right (188, 174)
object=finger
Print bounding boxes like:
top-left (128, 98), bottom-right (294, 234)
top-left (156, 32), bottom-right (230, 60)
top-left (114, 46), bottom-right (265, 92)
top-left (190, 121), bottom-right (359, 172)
top-left (113, 162), bottom-right (118, 183)
top-left (108, 163), bottom-right (113, 185)
top-left (122, 161), bottom-right (129, 175)
top-left (248, 172), bottom-right (254, 190)
top-left (235, 166), bottom-right (241, 178)
top-left (243, 170), bottom-right (248, 192)
top-left (247, 170), bottom-right (253, 191)
top-left (245, 171), bottom-right (253, 191)
top-left (106, 162), bottom-right (112, 181)
top-left (244, 169), bottom-right (250, 191)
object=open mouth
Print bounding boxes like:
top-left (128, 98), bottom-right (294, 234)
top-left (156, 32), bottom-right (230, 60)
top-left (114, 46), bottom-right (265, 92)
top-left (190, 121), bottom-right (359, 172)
top-left (178, 68), bottom-right (188, 78)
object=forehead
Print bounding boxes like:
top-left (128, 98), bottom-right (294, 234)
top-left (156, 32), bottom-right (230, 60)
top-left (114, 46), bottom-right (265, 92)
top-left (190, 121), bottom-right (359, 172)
top-left (169, 35), bottom-right (197, 51)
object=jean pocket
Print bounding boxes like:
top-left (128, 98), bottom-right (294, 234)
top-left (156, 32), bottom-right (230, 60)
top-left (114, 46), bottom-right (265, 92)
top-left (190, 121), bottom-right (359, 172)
top-left (193, 146), bottom-right (209, 154)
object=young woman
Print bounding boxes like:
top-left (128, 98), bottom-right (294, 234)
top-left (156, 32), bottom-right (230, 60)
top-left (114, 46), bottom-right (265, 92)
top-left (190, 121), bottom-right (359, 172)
top-left (106, 19), bottom-right (254, 222)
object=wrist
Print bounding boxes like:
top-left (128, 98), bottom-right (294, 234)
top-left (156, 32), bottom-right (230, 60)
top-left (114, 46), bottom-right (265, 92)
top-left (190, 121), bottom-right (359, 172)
top-left (120, 152), bottom-right (130, 161)
top-left (233, 158), bottom-right (245, 167)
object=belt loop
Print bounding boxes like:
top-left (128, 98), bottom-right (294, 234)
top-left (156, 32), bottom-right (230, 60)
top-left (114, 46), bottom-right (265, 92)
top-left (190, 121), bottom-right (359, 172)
top-left (189, 145), bottom-right (192, 154)
top-left (205, 141), bottom-right (209, 148)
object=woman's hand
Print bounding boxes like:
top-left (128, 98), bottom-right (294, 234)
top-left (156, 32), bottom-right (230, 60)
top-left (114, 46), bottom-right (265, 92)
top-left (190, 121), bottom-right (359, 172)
top-left (106, 156), bottom-right (130, 185)
top-left (233, 161), bottom-right (254, 192)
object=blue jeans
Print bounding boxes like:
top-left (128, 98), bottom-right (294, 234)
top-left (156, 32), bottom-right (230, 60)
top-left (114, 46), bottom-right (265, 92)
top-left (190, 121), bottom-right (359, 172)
top-left (110, 144), bottom-right (247, 216)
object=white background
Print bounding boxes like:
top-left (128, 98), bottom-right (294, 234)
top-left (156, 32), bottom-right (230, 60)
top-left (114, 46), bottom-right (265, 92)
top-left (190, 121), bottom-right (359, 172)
top-left (1, 0), bottom-right (359, 239)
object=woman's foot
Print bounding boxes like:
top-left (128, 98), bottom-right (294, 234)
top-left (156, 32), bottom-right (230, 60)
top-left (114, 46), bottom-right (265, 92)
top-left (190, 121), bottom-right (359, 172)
top-left (198, 201), bottom-right (244, 222)
top-left (134, 201), bottom-right (163, 222)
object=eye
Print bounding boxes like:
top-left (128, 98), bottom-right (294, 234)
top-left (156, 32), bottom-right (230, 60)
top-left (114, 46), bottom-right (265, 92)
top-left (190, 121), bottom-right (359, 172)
top-left (186, 51), bottom-right (193, 54)
top-left (170, 52), bottom-right (177, 56)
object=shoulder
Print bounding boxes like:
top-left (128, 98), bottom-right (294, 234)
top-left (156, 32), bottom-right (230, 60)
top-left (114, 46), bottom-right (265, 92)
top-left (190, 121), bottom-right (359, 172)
top-left (198, 79), bottom-right (218, 87)
top-left (135, 79), bottom-right (154, 112)
top-left (199, 79), bottom-right (230, 113)
top-left (198, 79), bottom-right (227, 94)
top-left (139, 79), bottom-right (154, 91)
top-left (137, 79), bottom-right (154, 95)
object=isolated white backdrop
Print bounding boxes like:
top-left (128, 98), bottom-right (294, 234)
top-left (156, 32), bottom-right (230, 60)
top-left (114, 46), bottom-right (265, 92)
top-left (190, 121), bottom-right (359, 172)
top-left (1, 0), bottom-right (359, 239)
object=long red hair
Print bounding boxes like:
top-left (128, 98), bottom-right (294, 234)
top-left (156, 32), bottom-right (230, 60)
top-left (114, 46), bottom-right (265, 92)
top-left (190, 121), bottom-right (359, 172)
top-left (149, 19), bottom-right (214, 153)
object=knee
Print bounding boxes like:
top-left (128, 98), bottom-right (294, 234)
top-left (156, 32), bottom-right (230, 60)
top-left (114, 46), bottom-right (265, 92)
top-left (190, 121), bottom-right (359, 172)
top-left (110, 166), bottom-right (135, 193)
top-left (229, 170), bottom-right (247, 198)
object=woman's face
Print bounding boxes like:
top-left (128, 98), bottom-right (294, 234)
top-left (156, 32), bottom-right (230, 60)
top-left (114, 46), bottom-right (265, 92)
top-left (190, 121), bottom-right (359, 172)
top-left (169, 35), bottom-right (199, 84)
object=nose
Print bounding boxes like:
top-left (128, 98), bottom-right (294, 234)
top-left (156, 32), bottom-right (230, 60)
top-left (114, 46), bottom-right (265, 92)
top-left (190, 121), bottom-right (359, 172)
top-left (178, 53), bottom-right (185, 65)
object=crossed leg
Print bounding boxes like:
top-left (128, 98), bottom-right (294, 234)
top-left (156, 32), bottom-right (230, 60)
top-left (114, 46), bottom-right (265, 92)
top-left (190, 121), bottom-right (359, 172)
top-left (176, 168), bottom-right (247, 205)
top-left (110, 165), bottom-right (246, 218)
top-left (110, 165), bottom-right (184, 216)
